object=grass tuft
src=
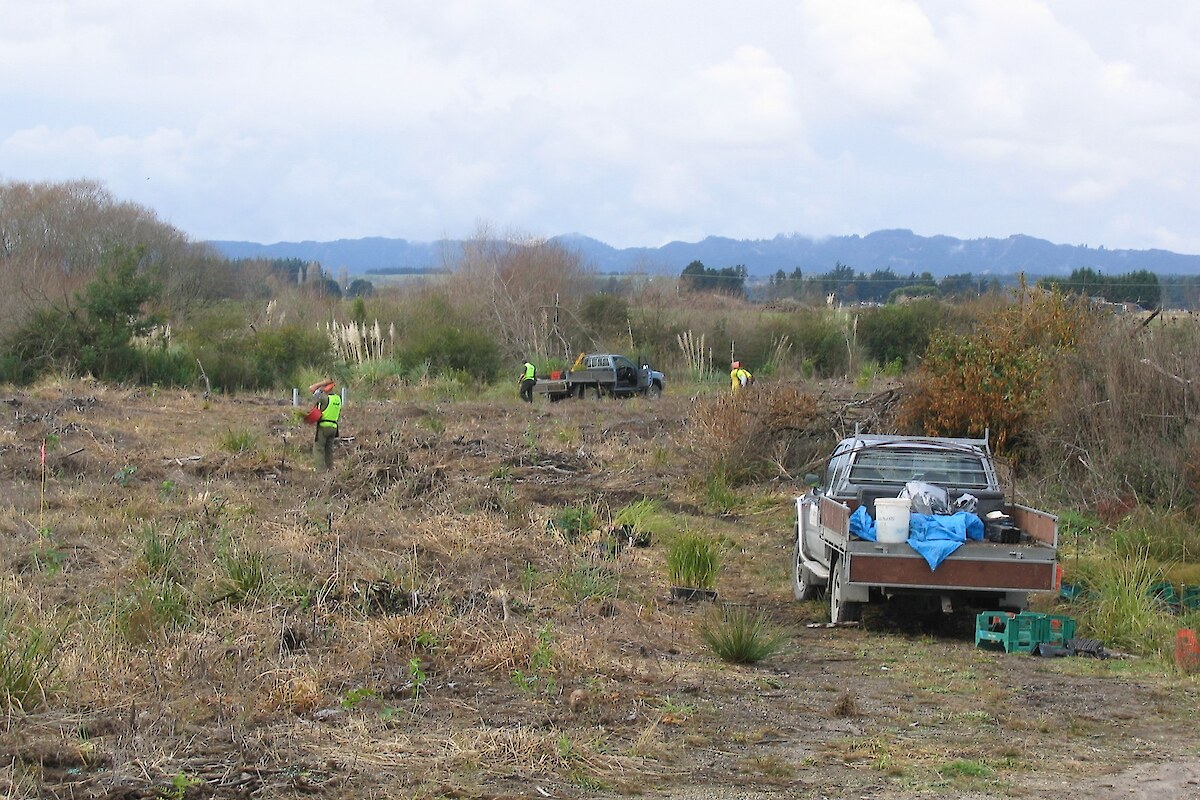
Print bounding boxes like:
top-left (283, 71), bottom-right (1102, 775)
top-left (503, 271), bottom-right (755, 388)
top-left (666, 533), bottom-right (723, 590)
top-left (219, 427), bottom-right (259, 455)
top-left (699, 605), bottom-right (788, 664)
top-left (0, 606), bottom-right (61, 711)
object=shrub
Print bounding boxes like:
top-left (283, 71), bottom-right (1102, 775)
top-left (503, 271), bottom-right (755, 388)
top-left (857, 299), bottom-right (946, 367)
top-left (399, 323), bottom-right (501, 383)
top-left (579, 293), bottom-right (631, 340)
top-left (699, 605), bottom-right (789, 664)
top-left (1031, 312), bottom-right (1200, 509)
top-left (181, 308), bottom-right (332, 392)
top-left (898, 285), bottom-right (1098, 456)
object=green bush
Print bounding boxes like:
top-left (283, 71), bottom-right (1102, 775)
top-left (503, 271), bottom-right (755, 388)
top-left (857, 300), bottom-right (946, 367)
top-left (579, 293), bottom-right (631, 340)
top-left (133, 345), bottom-right (199, 386)
top-left (399, 323), bottom-right (501, 383)
top-left (182, 309), bottom-right (332, 392)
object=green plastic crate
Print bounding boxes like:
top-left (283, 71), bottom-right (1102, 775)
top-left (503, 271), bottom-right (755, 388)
top-left (1150, 581), bottom-right (1181, 610)
top-left (1182, 586), bottom-right (1200, 611)
top-left (1032, 612), bottom-right (1077, 645)
top-left (975, 611), bottom-right (1039, 653)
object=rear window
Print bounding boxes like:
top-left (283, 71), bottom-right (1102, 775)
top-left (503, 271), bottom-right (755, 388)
top-left (848, 447), bottom-right (990, 489)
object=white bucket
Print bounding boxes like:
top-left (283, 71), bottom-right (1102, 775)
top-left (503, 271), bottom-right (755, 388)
top-left (874, 497), bottom-right (912, 543)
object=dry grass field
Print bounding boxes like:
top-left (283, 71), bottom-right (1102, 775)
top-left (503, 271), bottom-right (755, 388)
top-left (1, 381), bottom-right (1198, 799)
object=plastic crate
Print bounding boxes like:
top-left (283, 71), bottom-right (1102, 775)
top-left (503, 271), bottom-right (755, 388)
top-left (1182, 586), bottom-right (1200, 612)
top-left (1150, 581), bottom-right (1181, 610)
top-left (1033, 612), bottom-right (1077, 646)
top-left (975, 611), bottom-right (1039, 653)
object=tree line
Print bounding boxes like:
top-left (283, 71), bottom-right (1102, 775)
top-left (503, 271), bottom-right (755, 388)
top-left (678, 260), bottom-right (1184, 309)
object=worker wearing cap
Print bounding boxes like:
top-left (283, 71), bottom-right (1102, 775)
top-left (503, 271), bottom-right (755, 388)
top-left (730, 361), bottom-right (753, 393)
top-left (306, 380), bottom-right (342, 471)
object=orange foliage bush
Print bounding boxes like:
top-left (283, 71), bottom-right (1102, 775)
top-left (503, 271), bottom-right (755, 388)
top-left (898, 284), bottom-right (1100, 457)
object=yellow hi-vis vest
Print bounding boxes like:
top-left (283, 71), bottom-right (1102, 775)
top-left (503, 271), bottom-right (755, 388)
top-left (319, 393), bottom-right (342, 427)
top-left (523, 362), bottom-right (536, 380)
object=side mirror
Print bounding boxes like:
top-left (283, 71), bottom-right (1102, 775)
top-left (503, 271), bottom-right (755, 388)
top-left (804, 473), bottom-right (820, 487)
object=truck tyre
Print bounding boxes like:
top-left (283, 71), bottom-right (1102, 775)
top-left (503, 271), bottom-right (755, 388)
top-left (645, 382), bottom-right (662, 399)
top-left (829, 560), bottom-right (863, 624)
top-left (792, 538), bottom-right (820, 601)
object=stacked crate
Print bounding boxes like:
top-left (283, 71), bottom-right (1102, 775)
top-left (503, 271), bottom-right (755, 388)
top-left (974, 611), bottom-right (1077, 653)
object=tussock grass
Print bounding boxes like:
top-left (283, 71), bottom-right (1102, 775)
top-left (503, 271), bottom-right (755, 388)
top-left (1072, 547), bottom-right (1179, 658)
top-left (699, 605), bottom-right (789, 664)
top-left (666, 533), bottom-right (723, 590)
top-left (218, 428), bottom-right (259, 455)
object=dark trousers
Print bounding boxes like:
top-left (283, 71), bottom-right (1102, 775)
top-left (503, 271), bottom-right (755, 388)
top-left (520, 378), bottom-right (535, 402)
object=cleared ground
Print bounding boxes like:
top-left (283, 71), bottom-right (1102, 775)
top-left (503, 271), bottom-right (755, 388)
top-left (1, 383), bottom-right (1197, 799)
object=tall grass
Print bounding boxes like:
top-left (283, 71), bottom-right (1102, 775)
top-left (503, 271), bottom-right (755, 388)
top-left (666, 533), bottom-right (723, 590)
top-left (1073, 545), bottom-right (1179, 658)
top-left (0, 606), bottom-right (61, 711)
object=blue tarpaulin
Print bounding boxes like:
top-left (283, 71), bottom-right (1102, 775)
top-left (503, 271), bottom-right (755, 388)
top-left (849, 505), bottom-right (876, 541)
top-left (908, 511), bottom-right (984, 570)
top-left (848, 506), bottom-right (984, 570)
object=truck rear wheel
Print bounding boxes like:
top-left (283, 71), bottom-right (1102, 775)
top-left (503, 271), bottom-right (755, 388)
top-left (829, 561), bottom-right (863, 624)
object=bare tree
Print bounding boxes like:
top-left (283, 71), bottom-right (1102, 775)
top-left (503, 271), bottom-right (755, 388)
top-left (0, 179), bottom-right (228, 337)
top-left (445, 224), bottom-right (593, 363)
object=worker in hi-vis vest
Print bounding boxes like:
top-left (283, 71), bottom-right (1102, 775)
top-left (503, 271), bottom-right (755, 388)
top-left (304, 380), bottom-right (342, 471)
top-left (519, 361), bottom-right (536, 403)
top-left (730, 361), bottom-right (753, 393)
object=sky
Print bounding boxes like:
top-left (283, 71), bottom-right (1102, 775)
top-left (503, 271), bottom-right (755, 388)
top-left (4, 1), bottom-right (1200, 254)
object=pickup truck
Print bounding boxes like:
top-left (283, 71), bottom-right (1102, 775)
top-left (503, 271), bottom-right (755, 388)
top-left (794, 432), bottom-right (1058, 623)
top-left (533, 353), bottom-right (665, 400)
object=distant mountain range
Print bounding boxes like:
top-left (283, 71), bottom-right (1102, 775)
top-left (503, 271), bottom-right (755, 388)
top-left (207, 229), bottom-right (1200, 278)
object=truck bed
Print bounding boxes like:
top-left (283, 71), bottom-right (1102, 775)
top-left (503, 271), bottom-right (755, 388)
top-left (817, 494), bottom-right (1058, 592)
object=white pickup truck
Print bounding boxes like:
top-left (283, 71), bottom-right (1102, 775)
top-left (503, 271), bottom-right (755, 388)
top-left (794, 432), bottom-right (1059, 623)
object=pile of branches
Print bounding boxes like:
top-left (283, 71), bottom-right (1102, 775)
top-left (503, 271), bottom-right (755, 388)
top-left (687, 383), bottom-right (903, 484)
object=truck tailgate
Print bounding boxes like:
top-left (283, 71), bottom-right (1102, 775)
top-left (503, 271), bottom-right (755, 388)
top-left (845, 539), bottom-right (1057, 592)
